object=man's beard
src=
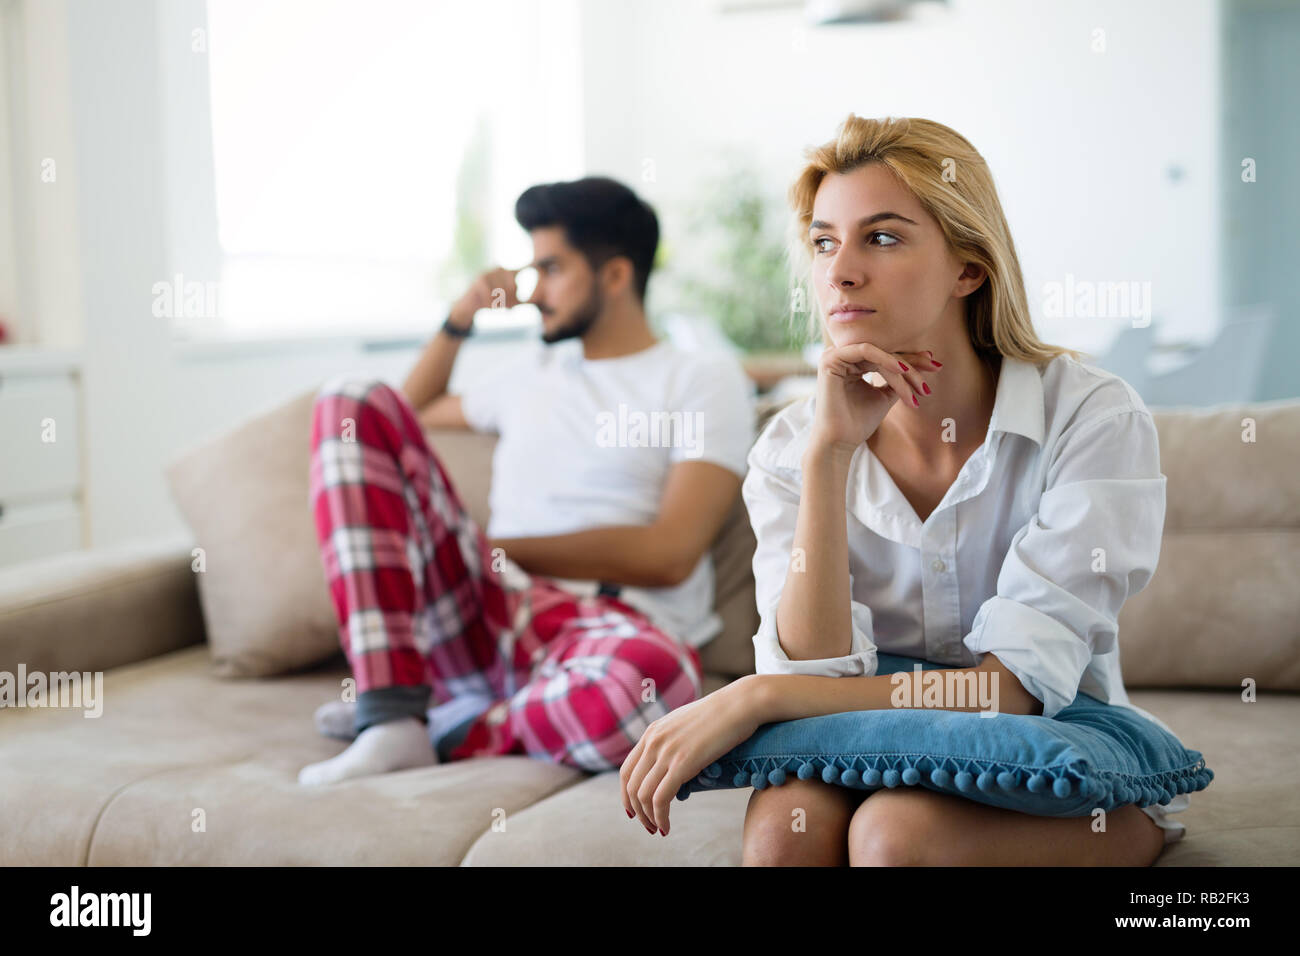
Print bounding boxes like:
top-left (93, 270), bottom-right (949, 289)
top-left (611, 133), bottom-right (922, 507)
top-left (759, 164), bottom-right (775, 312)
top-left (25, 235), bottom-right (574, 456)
top-left (539, 282), bottom-right (601, 345)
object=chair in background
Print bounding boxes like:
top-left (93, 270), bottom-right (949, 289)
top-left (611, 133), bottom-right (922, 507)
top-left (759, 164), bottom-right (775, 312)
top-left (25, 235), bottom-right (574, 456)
top-left (1141, 304), bottom-right (1276, 408)
top-left (1088, 322), bottom-right (1157, 396)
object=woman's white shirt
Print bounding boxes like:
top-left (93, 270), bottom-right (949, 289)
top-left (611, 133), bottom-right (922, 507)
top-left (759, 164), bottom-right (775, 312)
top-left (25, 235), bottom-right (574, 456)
top-left (742, 353), bottom-right (1189, 843)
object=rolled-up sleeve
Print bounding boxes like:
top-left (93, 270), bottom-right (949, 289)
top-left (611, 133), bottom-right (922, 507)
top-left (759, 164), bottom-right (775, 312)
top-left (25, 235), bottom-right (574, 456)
top-left (743, 430), bottom-right (878, 677)
top-left (962, 408), bottom-right (1167, 719)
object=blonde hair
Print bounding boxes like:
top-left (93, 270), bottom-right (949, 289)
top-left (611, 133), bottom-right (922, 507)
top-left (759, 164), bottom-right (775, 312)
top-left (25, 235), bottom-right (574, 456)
top-left (786, 115), bottom-right (1090, 368)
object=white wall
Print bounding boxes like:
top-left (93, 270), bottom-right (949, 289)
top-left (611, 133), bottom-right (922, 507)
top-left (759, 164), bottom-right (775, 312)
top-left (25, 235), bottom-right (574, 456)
top-left (4, 0), bottom-right (85, 347)
top-left (581, 0), bottom-right (1223, 357)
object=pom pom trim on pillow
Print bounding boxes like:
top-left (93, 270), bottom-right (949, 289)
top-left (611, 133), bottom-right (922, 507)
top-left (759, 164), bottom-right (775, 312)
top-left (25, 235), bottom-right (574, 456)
top-left (674, 655), bottom-right (1213, 817)
top-left (678, 749), bottom-right (1212, 816)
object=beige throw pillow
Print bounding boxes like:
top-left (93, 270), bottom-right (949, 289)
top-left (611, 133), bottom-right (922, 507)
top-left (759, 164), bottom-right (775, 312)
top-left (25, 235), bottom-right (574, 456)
top-left (165, 389), bottom-right (339, 677)
top-left (164, 389), bottom-right (522, 678)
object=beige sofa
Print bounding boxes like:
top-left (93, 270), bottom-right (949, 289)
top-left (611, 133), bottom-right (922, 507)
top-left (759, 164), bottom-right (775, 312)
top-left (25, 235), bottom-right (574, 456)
top-left (2, 397), bottom-right (1298, 866)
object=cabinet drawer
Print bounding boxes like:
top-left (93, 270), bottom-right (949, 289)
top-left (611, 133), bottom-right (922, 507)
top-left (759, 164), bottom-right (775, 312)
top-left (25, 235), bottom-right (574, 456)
top-left (0, 373), bottom-right (80, 501)
top-left (0, 499), bottom-right (83, 567)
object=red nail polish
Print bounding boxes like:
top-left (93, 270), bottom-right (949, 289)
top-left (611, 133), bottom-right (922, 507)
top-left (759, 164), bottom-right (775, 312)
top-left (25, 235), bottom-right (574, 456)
top-left (912, 394), bottom-right (919, 407)
top-left (932, 360), bottom-right (943, 367)
top-left (644, 825), bottom-right (655, 834)
top-left (626, 808), bottom-right (634, 818)
top-left (658, 828), bottom-right (666, 836)
top-left (922, 382), bottom-right (931, 395)
top-left (899, 362), bottom-right (909, 371)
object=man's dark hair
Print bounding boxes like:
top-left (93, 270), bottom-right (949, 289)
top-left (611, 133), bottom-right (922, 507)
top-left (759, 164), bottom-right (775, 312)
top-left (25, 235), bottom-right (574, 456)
top-left (515, 177), bottom-right (659, 303)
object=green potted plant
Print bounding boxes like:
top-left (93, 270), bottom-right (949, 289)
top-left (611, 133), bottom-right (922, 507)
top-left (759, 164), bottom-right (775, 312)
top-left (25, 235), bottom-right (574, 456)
top-left (658, 160), bottom-right (813, 389)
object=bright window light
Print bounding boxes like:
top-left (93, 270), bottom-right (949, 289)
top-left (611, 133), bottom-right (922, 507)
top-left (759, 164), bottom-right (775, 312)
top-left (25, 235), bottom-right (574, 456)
top-left (203, 0), bottom-right (583, 337)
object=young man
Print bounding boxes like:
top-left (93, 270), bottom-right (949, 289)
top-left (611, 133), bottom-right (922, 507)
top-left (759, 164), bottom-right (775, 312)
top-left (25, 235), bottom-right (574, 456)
top-left (299, 177), bottom-right (754, 787)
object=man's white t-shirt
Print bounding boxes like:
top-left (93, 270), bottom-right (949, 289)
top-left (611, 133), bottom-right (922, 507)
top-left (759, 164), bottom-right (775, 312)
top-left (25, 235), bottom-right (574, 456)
top-left (458, 339), bottom-right (754, 648)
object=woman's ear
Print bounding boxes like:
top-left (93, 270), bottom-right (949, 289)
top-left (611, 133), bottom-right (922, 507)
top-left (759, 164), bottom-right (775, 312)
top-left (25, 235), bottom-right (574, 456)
top-left (955, 262), bottom-right (987, 298)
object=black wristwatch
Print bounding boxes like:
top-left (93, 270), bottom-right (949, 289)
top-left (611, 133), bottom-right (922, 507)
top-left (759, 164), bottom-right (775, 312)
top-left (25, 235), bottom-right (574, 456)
top-left (441, 313), bottom-right (474, 338)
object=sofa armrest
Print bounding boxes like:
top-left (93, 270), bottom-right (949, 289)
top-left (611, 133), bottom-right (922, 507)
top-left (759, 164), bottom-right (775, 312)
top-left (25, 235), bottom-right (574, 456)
top-left (0, 537), bottom-right (205, 676)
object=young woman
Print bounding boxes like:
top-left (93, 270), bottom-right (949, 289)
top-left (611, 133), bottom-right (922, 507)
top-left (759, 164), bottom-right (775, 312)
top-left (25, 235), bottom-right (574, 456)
top-left (618, 115), bottom-right (1189, 865)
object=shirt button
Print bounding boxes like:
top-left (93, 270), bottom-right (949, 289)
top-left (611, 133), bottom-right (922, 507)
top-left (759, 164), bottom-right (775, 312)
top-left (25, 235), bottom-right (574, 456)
top-left (931, 558), bottom-right (947, 572)
top-left (486, 702), bottom-right (510, 727)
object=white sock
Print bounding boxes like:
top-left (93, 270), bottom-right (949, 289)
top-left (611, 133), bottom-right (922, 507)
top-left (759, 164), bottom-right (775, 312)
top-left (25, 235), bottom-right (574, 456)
top-left (298, 716), bottom-right (437, 786)
top-left (313, 699), bottom-right (358, 740)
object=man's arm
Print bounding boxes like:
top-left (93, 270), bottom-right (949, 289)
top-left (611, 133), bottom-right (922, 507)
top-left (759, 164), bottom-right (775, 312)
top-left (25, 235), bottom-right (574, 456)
top-left (747, 652), bottom-right (1044, 721)
top-left (401, 326), bottom-right (470, 421)
top-left (490, 460), bottom-right (742, 589)
top-left (402, 266), bottom-right (519, 424)
top-left (415, 394), bottom-right (469, 431)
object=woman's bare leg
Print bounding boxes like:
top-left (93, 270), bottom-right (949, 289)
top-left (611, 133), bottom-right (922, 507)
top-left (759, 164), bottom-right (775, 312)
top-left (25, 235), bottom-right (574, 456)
top-left (742, 777), bottom-right (869, 866)
top-left (847, 787), bottom-right (1167, 866)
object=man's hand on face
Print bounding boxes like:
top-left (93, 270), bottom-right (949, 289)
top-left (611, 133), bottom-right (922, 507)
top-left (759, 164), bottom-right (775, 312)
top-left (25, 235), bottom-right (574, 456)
top-left (448, 266), bottom-right (521, 331)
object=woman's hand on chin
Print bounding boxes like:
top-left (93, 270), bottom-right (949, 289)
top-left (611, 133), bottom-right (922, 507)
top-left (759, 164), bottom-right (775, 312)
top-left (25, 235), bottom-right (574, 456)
top-left (810, 342), bottom-right (941, 451)
top-left (618, 675), bottom-right (766, 837)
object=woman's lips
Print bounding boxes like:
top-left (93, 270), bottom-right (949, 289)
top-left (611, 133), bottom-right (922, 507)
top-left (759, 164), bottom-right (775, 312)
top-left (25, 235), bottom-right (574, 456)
top-left (830, 308), bottom-right (876, 322)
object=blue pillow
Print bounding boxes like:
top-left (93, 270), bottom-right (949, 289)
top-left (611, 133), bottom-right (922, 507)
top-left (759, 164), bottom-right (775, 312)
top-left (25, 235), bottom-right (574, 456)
top-left (676, 654), bottom-right (1213, 816)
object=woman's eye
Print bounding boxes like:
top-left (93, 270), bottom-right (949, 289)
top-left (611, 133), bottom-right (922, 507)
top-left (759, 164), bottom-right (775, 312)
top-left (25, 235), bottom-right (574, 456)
top-left (813, 232), bottom-right (897, 254)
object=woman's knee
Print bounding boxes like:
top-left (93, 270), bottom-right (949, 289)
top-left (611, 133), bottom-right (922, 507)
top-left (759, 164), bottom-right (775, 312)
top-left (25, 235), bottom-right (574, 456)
top-left (742, 778), bottom-right (860, 866)
top-left (847, 789), bottom-right (942, 866)
top-left (1110, 803), bottom-right (1168, 867)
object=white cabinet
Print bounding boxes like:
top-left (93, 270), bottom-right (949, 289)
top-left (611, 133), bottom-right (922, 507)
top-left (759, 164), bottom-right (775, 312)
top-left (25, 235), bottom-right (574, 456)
top-left (0, 349), bottom-right (85, 566)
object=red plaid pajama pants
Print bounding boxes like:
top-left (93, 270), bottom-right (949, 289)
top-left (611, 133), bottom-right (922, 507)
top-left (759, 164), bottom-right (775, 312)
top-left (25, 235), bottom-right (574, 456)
top-left (308, 377), bottom-right (704, 772)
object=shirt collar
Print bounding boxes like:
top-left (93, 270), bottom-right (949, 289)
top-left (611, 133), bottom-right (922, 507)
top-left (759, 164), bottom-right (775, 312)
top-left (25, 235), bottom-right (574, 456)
top-left (986, 354), bottom-right (1045, 447)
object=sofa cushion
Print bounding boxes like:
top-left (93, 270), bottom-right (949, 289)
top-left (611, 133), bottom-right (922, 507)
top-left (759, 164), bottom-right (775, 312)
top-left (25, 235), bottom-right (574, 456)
top-left (461, 770), bottom-right (754, 866)
top-left (165, 389), bottom-right (340, 678)
top-left (0, 644), bottom-right (585, 865)
top-left (698, 494), bottom-right (761, 677)
top-left (1115, 400), bottom-right (1300, 690)
top-left (1154, 397), bottom-right (1300, 532)
top-left (1116, 529), bottom-right (1300, 689)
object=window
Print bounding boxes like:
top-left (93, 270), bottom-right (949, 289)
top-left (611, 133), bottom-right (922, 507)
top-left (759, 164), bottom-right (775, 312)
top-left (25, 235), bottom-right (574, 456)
top-left (202, 0), bottom-right (582, 338)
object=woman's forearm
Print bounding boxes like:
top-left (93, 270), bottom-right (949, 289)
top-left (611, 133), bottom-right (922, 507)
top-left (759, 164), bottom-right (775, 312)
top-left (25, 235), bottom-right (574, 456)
top-left (752, 654), bottom-right (1041, 724)
top-left (773, 442), bottom-right (858, 661)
